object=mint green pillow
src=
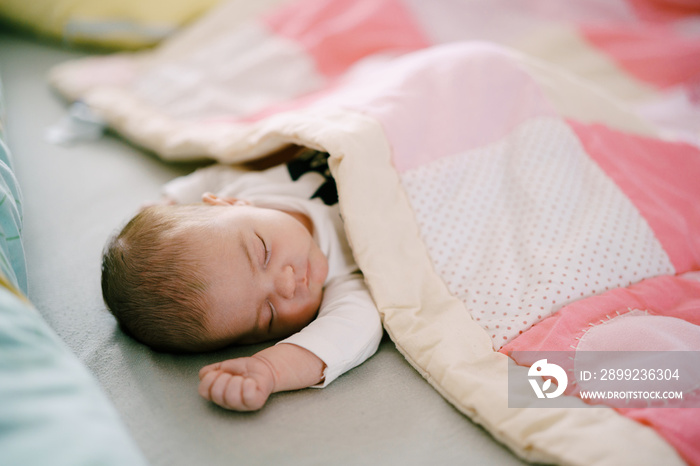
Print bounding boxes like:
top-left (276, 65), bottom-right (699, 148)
top-left (0, 76), bottom-right (25, 294)
top-left (0, 76), bottom-right (148, 466)
top-left (0, 287), bottom-right (149, 466)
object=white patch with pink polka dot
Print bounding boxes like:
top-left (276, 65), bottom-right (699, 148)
top-left (400, 117), bottom-right (674, 349)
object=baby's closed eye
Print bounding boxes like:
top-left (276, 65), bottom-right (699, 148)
top-left (266, 301), bottom-right (275, 330)
top-left (256, 234), bottom-right (271, 267)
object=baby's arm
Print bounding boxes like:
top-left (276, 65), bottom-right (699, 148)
top-left (198, 343), bottom-right (325, 411)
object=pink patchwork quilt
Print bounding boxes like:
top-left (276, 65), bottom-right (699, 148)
top-left (50, 0), bottom-right (700, 464)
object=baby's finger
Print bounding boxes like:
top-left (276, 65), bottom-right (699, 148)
top-left (198, 371), bottom-right (219, 400)
top-left (212, 374), bottom-right (241, 410)
top-left (241, 378), bottom-right (265, 411)
top-left (217, 358), bottom-right (249, 374)
top-left (199, 363), bottom-right (222, 379)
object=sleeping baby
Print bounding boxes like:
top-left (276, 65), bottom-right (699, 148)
top-left (100, 149), bottom-right (382, 411)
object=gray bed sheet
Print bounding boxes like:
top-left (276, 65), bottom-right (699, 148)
top-left (0, 31), bottom-right (526, 466)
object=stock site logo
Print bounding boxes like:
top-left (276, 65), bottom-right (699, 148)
top-left (528, 359), bottom-right (568, 399)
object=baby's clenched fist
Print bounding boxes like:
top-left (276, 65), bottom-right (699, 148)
top-left (198, 356), bottom-right (276, 411)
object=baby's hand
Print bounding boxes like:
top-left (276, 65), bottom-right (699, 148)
top-left (198, 356), bottom-right (276, 411)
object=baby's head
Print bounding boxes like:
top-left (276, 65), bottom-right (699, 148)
top-left (101, 195), bottom-right (329, 353)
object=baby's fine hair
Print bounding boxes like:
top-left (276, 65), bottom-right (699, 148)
top-left (101, 204), bottom-right (214, 353)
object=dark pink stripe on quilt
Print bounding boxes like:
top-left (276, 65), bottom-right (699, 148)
top-left (263, 0), bottom-right (430, 78)
top-left (569, 120), bottom-right (700, 273)
top-left (580, 22), bottom-right (700, 89)
top-left (502, 273), bottom-right (700, 465)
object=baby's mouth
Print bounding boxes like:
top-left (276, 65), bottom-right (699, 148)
top-left (295, 260), bottom-right (310, 291)
top-left (303, 259), bottom-right (310, 287)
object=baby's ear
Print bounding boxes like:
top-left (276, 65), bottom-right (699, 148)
top-left (202, 192), bottom-right (250, 207)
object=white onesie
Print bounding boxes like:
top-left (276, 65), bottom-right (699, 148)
top-left (162, 156), bottom-right (383, 387)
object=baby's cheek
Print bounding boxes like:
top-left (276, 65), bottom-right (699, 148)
top-left (295, 297), bottom-right (321, 328)
top-left (313, 250), bottom-right (329, 286)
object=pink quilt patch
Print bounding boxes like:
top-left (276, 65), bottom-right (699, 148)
top-left (503, 273), bottom-right (700, 464)
top-left (580, 23), bottom-right (700, 89)
top-left (263, 0), bottom-right (430, 77)
top-left (626, 0), bottom-right (700, 23)
top-left (569, 120), bottom-right (700, 274)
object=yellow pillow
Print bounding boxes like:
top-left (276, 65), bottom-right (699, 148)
top-left (0, 0), bottom-right (222, 49)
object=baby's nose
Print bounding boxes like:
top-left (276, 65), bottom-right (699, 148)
top-left (275, 265), bottom-right (296, 299)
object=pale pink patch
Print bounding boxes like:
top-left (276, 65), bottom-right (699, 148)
top-left (568, 120), bottom-right (700, 273)
top-left (350, 43), bottom-right (557, 172)
top-left (262, 0), bottom-right (430, 77)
